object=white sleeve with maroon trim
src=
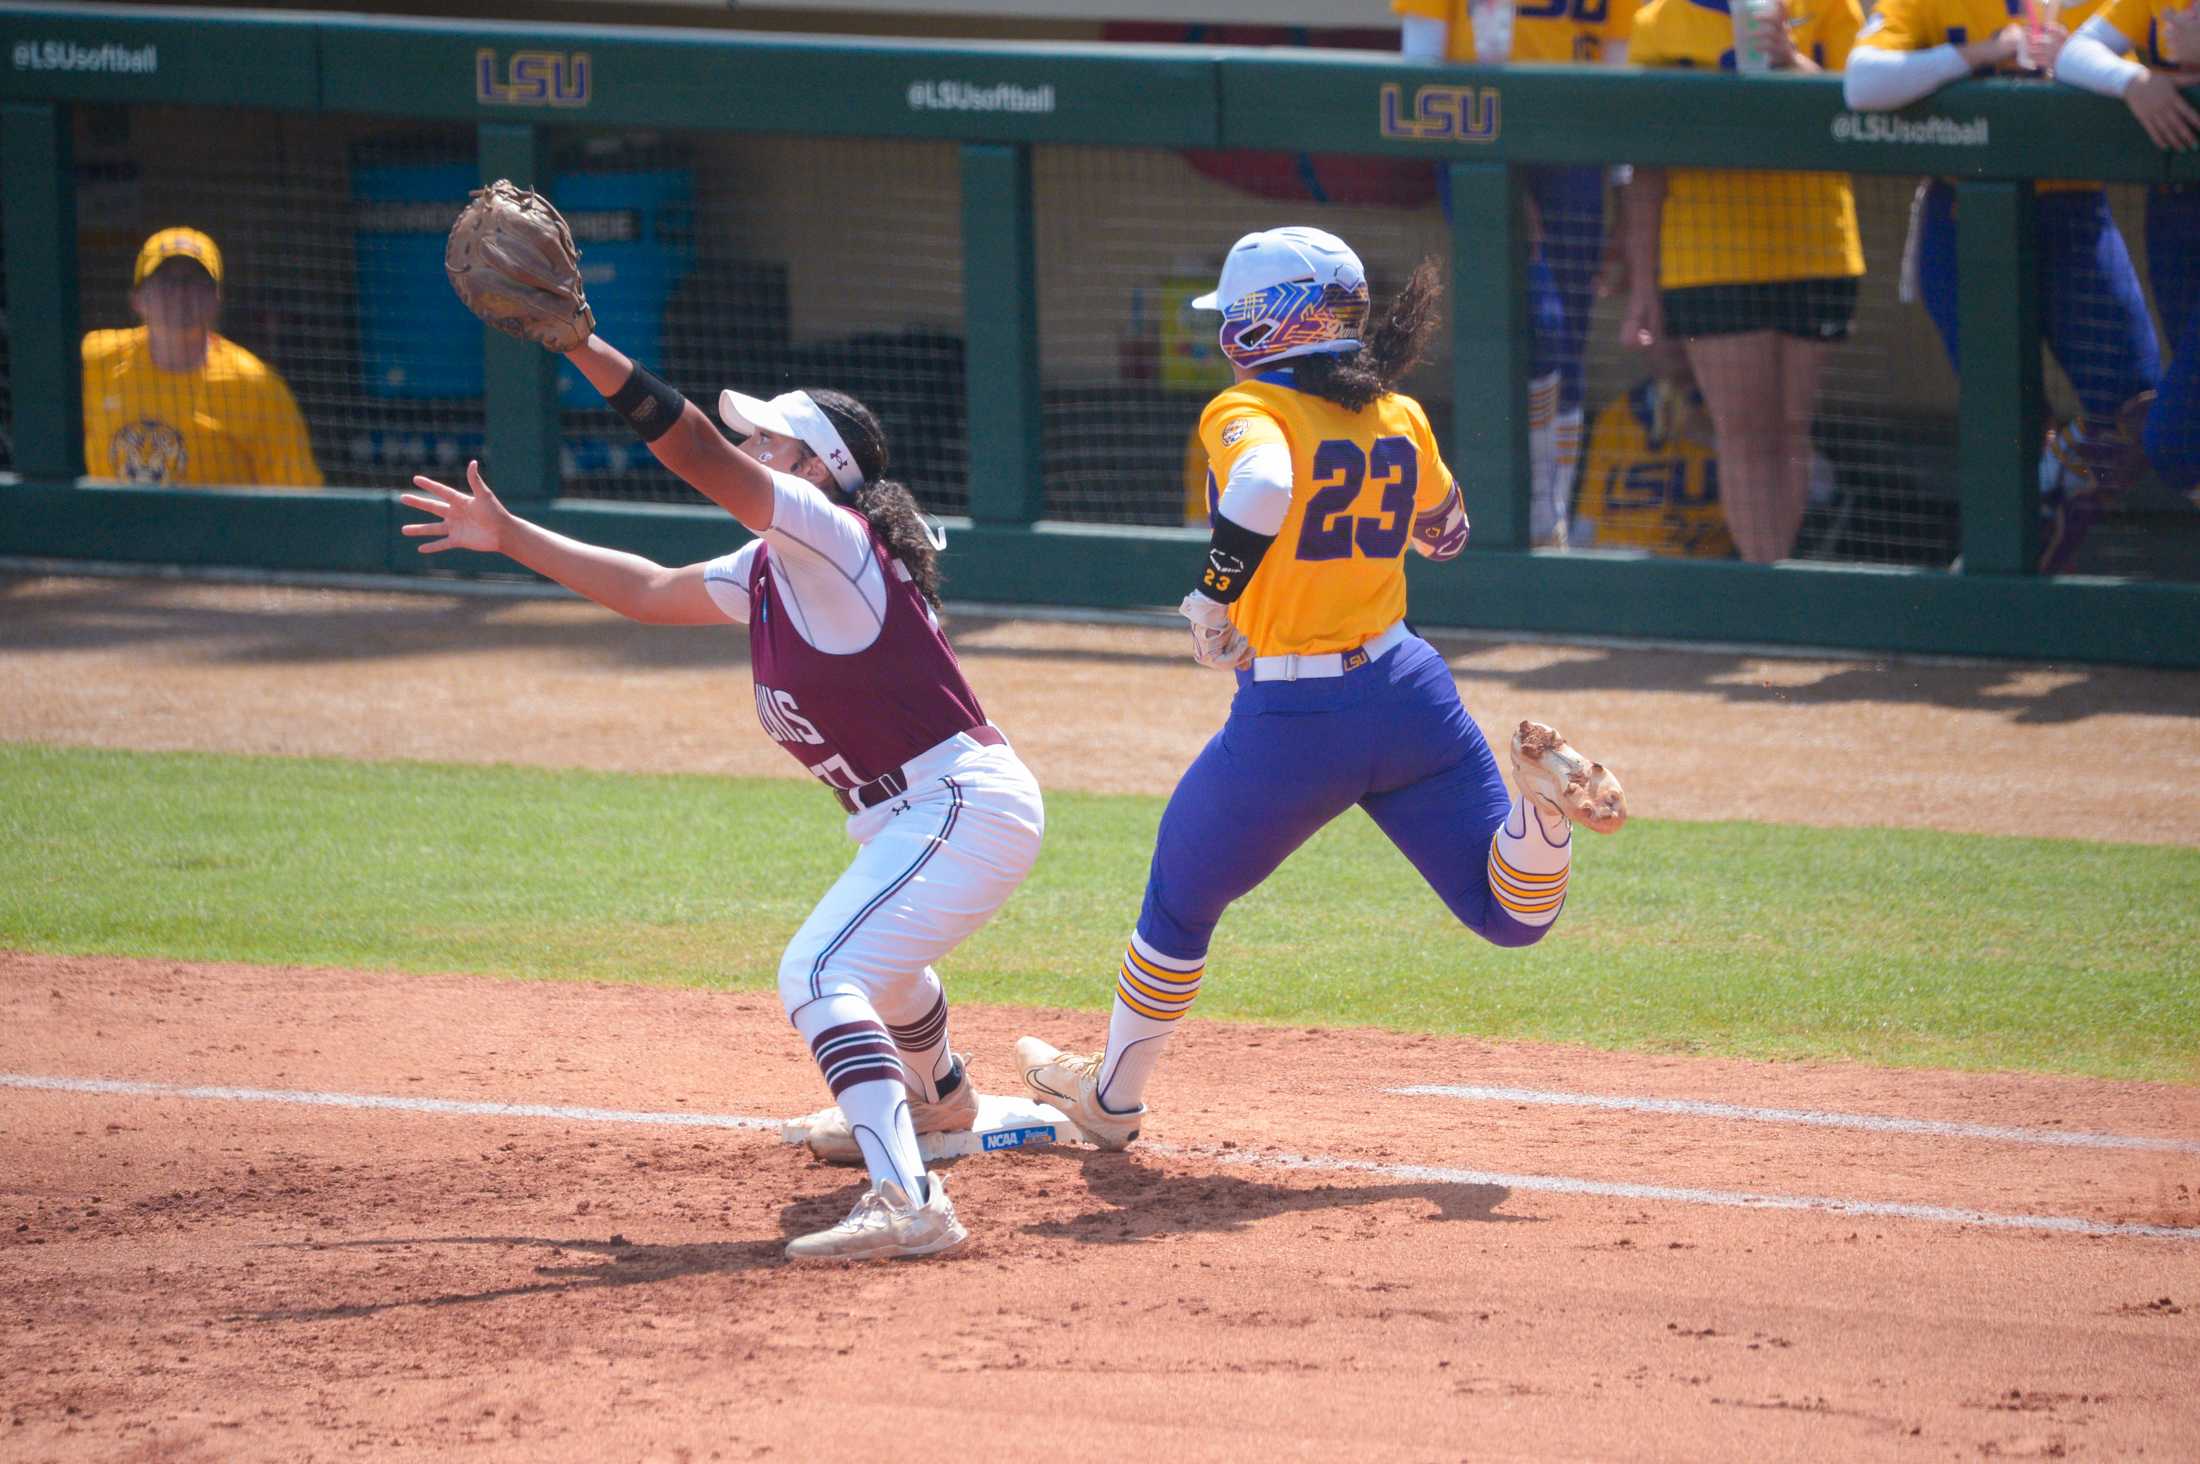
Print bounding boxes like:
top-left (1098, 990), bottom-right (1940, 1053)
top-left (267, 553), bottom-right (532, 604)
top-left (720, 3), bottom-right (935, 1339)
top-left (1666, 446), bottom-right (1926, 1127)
top-left (700, 470), bottom-right (893, 654)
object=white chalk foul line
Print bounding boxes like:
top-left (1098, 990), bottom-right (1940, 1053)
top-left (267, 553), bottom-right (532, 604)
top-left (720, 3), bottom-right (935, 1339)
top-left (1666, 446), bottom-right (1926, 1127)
top-left (1161, 1146), bottom-right (2200, 1241)
top-left (0, 1074), bottom-right (780, 1132)
top-left (8, 1073), bottom-right (2196, 1242)
top-left (1389, 1084), bottom-right (2200, 1155)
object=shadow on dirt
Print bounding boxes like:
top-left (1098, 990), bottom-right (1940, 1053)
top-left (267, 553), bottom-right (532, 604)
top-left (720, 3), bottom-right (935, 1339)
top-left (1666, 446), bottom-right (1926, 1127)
top-left (1017, 1150), bottom-right (1526, 1244)
top-left (245, 1218), bottom-right (837, 1322)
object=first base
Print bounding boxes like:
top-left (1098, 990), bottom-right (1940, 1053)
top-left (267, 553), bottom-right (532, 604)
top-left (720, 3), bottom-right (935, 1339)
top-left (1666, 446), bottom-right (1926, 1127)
top-left (921, 1093), bottom-right (1087, 1159)
top-left (780, 1092), bottom-right (1085, 1161)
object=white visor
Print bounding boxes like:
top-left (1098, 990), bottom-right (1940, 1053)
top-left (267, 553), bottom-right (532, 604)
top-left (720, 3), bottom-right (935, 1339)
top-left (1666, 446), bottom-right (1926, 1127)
top-left (718, 388), bottom-right (865, 494)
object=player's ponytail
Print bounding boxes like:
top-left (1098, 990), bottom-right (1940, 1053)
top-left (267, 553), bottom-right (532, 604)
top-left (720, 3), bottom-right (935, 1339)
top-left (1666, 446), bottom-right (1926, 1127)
top-left (1295, 258), bottom-right (1444, 412)
top-left (808, 388), bottom-right (944, 609)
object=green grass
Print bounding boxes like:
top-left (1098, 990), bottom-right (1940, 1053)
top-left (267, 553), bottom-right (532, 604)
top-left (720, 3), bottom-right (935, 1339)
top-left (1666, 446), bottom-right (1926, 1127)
top-left (4, 742), bottom-right (2196, 1082)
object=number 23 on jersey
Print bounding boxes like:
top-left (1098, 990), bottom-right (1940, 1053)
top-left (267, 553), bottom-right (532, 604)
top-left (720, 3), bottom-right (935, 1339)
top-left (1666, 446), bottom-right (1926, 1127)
top-left (1296, 436), bottom-right (1420, 561)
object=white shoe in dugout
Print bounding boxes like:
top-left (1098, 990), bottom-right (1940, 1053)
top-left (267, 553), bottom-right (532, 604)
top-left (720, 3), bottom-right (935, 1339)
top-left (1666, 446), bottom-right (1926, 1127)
top-left (784, 1177), bottom-right (968, 1261)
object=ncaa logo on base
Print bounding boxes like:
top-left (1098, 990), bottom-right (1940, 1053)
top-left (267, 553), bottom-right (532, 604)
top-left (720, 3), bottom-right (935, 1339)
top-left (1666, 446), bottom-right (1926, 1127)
top-left (1379, 83), bottom-right (1500, 144)
top-left (982, 1125), bottom-right (1060, 1151)
top-left (475, 49), bottom-right (591, 108)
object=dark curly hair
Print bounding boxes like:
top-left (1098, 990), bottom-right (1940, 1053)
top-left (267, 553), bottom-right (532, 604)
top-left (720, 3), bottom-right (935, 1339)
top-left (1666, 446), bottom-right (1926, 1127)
top-left (804, 388), bottom-right (943, 609)
top-left (1292, 258), bottom-right (1445, 413)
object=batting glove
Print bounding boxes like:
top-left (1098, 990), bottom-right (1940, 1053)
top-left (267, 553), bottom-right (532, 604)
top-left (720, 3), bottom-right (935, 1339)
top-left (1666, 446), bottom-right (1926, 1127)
top-left (1178, 590), bottom-right (1253, 671)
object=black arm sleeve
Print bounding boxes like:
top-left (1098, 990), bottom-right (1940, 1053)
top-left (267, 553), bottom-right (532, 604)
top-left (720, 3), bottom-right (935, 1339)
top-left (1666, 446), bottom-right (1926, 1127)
top-left (606, 361), bottom-right (688, 444)
top-left (1195, 512), bottom-right (1277, 605)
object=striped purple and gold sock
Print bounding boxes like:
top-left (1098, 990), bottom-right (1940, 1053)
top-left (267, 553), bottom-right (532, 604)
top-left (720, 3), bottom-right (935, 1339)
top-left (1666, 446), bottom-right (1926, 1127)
top-left (1094, 933), bottom-right (1204, 1114)
top-left (1488, 795), bottom-right (1572, 930)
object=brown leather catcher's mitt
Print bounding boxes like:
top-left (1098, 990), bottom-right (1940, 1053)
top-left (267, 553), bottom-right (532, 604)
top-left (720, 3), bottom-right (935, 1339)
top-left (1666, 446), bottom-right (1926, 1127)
top-left (444, 179), bottom-right (596, 352)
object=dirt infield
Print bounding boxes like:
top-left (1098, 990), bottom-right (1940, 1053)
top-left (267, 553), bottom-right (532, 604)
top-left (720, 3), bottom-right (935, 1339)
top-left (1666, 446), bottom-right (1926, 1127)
top-left (5, 572), bottom-right (2200, 1461)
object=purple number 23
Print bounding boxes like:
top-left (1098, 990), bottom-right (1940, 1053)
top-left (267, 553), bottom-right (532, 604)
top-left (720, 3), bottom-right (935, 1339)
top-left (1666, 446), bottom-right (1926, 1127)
top-left (1294, 437), bottom-right (1419, 562)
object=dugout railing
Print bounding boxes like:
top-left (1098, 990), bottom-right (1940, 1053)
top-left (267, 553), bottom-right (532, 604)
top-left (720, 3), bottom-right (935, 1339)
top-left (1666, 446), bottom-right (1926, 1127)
top-left (3, 1), bottom-right (2198, 667)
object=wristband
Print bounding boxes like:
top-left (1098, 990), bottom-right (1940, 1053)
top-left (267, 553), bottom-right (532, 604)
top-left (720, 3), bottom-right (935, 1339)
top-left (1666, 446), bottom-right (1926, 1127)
top-left (607, 362), bottom-right (687, 444)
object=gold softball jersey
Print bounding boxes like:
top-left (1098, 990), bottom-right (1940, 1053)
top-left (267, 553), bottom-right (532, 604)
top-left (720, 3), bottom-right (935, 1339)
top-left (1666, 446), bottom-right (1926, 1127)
top-left (2087, 0), bottom-right (2183, 58)
top-left (1858, 0), bottom-right (2110, 191)
top-left (1630, 0), bottom-right (1868, 290)
top-left (1199, 376), bottom-right (1456, 659)
top-left (1393, 0), bottom-right (1637, 64)
top-left (81, 327), bottom-right (323, 488)
top-left (1577, 381), bottom-right (1736, 557)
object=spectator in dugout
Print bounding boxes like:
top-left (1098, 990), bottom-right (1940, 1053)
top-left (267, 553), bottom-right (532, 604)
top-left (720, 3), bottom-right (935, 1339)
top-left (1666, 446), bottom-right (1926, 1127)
top-left (1844, 0), bottom-right (2165, 572)
top-left (1619, 0), bottom-right (1867, 564)
top-left (2056, 0), bottom-right (2200, 517)
top-left (1395, 0), bottom-right (1637, 548)
top-left (1573, 333), bottom-right (1842, 556)
top-left (81, 227), bottom-right (323, 489)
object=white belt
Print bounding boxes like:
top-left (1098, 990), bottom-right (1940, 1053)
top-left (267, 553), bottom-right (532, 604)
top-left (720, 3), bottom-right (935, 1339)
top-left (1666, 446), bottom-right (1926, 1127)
top-left (1250, 621), bottom-right (1410, 683)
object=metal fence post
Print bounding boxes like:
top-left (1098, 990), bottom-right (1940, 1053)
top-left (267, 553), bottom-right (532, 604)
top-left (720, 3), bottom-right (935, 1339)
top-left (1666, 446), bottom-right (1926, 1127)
top-left (2, 102), bottom-right (84, 481)
top-left (960, 143), bottom-right (1044, 525)
top-left (1954, 179), bottom-right (2042, 576)
top-left (476, 123), bottom-right (561, 503)
top-left (1447, 160), bottom-right (1529, 552)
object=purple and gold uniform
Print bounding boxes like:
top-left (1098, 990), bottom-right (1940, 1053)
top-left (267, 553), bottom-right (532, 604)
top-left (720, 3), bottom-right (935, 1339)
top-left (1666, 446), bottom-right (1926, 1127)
top-left (1021, 229), bottom-right (1619, 1143)
top-left (2066, 0), bottom-right (2200, 489)
top-left (1198, 374), bottom-right (1455, 657)
top-left (1577, 379), bottom-right (1737, 557)
top-left (1857, 0), bottom-right (2162, 433)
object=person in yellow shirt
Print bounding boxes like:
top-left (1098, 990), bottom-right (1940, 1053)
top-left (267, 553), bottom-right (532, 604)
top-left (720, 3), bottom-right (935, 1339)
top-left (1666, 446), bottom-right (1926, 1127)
top-left (2056, 0), bottom-right (2200, 538)
top-left (1621, 0), bottom-right (1866, 565)
top-left (80, 227), bottom-right (323, 488)
top-left (1397, 0), bottom-right (1638, 545)
top-left (1576, 337), bottom-right (1739, 557)
top-left (1013, 226), bottom-right (1627, 1151)
top-left (1845, 0), bottom-right (2163, 571)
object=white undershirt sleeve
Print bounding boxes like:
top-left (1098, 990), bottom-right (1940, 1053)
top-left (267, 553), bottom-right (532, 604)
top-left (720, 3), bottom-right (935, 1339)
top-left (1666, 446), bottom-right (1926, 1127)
top-left (700, 539), bottom-right (762, 624)
top-left (1401, 15), bottom-right (1449, 61)
top-left (1843, 44), bottom-right (1976, 109)
top-left (739, 472), bottom-right (892, 654)
top-left (2056, 20), bottom-right (2146, 97)
top-left (1215, 441), bottom-right (1294, 536)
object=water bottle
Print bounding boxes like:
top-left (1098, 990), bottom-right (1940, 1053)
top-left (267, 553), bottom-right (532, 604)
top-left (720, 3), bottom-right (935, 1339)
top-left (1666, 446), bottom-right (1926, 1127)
top-left (1731, 0), bottom-right (1777, 72)
top-left (1470, 0), bottom-right (1515, 63)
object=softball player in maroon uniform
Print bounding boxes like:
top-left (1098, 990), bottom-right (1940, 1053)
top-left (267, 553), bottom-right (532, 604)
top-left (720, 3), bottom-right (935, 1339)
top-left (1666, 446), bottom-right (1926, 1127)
top-left (401, 331), bottom-right (1043, 1261)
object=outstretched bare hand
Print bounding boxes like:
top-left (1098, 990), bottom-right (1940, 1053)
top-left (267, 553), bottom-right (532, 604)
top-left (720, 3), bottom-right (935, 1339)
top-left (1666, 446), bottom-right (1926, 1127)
top-left (400, 460), bottom-right (512, 555)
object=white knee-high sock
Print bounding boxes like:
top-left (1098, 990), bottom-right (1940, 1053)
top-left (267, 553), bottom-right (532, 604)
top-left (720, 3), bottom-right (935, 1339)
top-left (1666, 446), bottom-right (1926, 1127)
top-left (880, 973), bottom-right (955, 1103)
top-left (1553, 404), bottom-right (1585, 543)
top-left (1095, 932), bottom-right (1204, 1114)
top-left (1528, 372), bottom-right (1564, 545)
top-left (1488, 796), bottom-right (1573, 929)
top-left (793, 993), bottom-right (928, 1199)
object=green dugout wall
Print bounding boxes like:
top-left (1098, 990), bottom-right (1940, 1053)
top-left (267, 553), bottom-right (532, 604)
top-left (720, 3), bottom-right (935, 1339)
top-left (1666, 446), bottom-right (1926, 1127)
top-left (4, 1), bottom-right (2198, 666)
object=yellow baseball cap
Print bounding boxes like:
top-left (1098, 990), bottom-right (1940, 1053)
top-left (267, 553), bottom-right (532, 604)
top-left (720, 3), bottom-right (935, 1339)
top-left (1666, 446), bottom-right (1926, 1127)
top-left (132, 227), bottom-right (223, 288)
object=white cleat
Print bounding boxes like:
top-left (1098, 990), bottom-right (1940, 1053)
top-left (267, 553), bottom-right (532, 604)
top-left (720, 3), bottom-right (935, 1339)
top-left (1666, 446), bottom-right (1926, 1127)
top-left (787, 1055), bottom-right (980, 1167)
top-left (1509, 720), bottom-right (1628, 835)
top-left (784, 1177), bottom-right (968, 1262)
top-left (1013, 1037), bottom-right (1144, 1150)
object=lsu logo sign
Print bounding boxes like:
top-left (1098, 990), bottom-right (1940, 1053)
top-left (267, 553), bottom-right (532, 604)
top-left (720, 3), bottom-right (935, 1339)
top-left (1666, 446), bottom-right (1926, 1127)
top-left (1379, 83), bottom-right (1500, 145)
top-left (475, 49), bottom-right (590, 108)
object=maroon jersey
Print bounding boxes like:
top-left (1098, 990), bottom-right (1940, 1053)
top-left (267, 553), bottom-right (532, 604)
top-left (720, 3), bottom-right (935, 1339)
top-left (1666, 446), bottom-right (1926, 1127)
top-left (746, 525), bottom-right (988, 793)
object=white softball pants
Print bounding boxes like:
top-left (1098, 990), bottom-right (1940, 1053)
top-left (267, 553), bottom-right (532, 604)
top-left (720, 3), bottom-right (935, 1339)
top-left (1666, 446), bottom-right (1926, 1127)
top-left (778, 737), bottom-right (1044, 1027)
